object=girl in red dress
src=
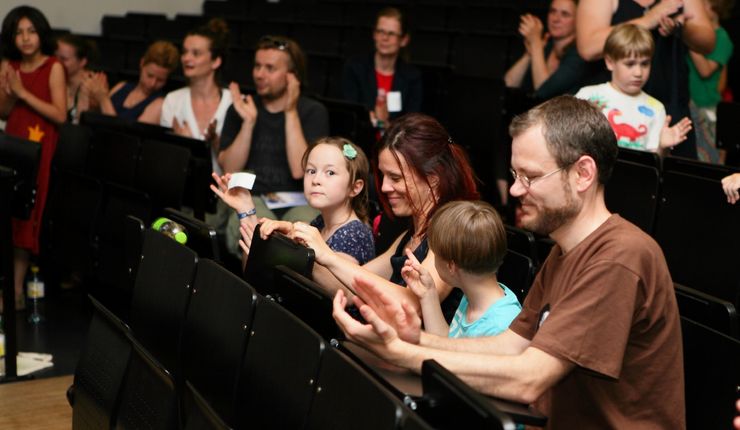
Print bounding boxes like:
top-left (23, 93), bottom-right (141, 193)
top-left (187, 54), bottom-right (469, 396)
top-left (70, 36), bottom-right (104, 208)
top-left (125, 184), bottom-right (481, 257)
top-left (0, 6), bottom-right (66, 309)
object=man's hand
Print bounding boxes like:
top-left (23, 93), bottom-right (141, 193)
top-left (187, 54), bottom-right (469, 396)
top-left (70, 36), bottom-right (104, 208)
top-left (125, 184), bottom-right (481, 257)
top-left (352, 275), bottom-right (422, 345)
top-left (333, 289), bottom-right (407, 364)
top-left (285, 72), bottom-right (300, 112)
top-left (229, 82), bottom-right (257, 126)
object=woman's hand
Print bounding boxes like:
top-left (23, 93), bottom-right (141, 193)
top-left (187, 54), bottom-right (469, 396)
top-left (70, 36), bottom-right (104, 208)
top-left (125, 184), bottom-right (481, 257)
top-left (172, 117), bottom-right (193, 138)
top-left (292, 221), bottom-right (334, 264)
top-left (209, 172), bottom-right (255, 213)
top-left (519, 14), bottom-right (546, 53)
top-left (645, 0), bottom-right (684, 30)
top-left (82, 72), bottom-right (109, 103)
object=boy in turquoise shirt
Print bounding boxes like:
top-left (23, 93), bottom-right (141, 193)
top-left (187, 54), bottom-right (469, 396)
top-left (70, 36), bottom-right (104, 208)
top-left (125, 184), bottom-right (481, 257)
top-left (402, 201), bottom-right (521, 338)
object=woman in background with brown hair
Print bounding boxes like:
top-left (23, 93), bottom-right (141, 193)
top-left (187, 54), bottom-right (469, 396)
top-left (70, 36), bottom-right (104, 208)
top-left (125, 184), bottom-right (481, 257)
top-left (84, 40), bottom-right (179, 123)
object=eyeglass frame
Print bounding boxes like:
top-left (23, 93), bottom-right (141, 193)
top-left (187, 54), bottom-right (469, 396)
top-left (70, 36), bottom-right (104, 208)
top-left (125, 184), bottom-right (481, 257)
top-left (509, 164), bottom-right (573, 189)
top-left (373, 28), bottom-right (404, 38)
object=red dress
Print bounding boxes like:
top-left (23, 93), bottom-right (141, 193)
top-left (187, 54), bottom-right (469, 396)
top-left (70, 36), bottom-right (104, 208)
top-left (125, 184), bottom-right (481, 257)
top-left (6, 56), bottom-right (60, 254)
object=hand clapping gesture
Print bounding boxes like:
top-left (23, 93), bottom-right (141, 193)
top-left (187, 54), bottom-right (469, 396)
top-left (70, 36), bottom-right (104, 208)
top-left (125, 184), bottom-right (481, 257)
top-left (519, 13), bottom-right (547, 54)
top-left (229, 82), bottom-right (257, 126)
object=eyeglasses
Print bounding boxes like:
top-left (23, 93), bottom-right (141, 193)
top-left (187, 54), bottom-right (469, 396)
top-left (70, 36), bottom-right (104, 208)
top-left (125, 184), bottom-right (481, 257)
top-left (374, 29), bottom-right (403, 38)
top-left (259, 36), bottom-right (289, 51)
top-left (510, 165), bottom-right (569, 189)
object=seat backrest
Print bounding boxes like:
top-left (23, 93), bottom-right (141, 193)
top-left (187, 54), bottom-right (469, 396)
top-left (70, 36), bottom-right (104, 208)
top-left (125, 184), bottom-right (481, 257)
top-left (419, 360), bottom-right (517, 430)
top-left (272, 265), bottom-right (339, 340)
top-left (504, 225), bottom-right (538, 268)
top-left (716, 101), bottom-right (740, 166)
top-left (617, 147), bottom-right (661, 169)
top-left (113, 337), bottom-right (178, 430)
top-left (182, 381), bottom-right (232, 430)
top-left (235, 298), bottom-right (326, 430)
top-left (137, 140), bottom-right (191, 210)
top-left (181, 259), bottom-right (258, 426)
top-left (681, 317), bottom-right (740, 429)
top-left (654, 171), bottom-right (740, 305)
top-left (72, 296), bottom-right (132, 430)
top-left (86, 129), bottom-right (141, 187)
top-left (54, 123), bottom-right (91, 174)
top-left (497, 250), bottom-right (535, 304)
top-left (243, 223), bottom-right (315, 296)
top-left (0, 133), bottom-right (42, 219)
top-left (124, 215), bottom-right (145, 288)
top-left (130, 229), bottom-right (198, 374)
top-left (605, 159), bottom-right (660, 234)
top-left (675, 283), bottom-right (738, 338)
top-left (306, 346), bottom-right (405, 430)
top-left (163, 207), bottom-right (220, 262)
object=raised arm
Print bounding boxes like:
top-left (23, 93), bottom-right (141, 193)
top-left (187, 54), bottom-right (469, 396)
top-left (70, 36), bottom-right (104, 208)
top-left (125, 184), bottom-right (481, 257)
top-left (218, 83), bottom-right (258, 173)
top-left (284, 73), bottom-right (310, 179)
top-left (680, 0), bottom-right (716, 55)
top-left (577, 0), bottom-right (684, 61)
top-left (401, 249), bottom-right (448, 336)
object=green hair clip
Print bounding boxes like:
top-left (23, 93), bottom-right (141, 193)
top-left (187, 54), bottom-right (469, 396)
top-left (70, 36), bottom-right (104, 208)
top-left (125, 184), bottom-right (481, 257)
top-left (342, 144), bottom-right (357, 160)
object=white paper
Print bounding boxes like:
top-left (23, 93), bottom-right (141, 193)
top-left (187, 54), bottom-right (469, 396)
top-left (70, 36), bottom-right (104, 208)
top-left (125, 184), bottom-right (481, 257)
top-left (261, 192), bottom-right (308, 210)
top-left (387, 91), bottom-right (402, 113)
top-left (228, 172), bottom-right (256, 190)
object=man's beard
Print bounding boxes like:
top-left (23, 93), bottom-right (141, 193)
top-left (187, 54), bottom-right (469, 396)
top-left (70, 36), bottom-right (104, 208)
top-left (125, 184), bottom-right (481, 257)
top-left (520, 180), bottom-right (581, 236)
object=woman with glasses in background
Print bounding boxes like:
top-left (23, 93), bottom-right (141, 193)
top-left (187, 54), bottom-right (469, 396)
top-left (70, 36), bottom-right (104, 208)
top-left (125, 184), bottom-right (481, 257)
top-left (342, 7), bottom-right (422, 130)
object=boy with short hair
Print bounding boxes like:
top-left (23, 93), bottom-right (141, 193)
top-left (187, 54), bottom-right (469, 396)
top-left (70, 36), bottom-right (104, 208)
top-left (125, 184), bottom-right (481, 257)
top-left (576, 23), bottom-right (692, 153)
top-left (402, 200), bottom-right (521, 338)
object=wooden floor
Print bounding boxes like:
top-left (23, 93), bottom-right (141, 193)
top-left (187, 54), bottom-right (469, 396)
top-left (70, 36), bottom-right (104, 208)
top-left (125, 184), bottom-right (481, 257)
top-left (0, 375), bottom-right (73, 430)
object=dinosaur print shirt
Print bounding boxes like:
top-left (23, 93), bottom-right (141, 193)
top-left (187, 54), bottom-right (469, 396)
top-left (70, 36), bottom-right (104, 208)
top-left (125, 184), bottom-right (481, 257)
top-left (576, 83), bottom-right (665, 152)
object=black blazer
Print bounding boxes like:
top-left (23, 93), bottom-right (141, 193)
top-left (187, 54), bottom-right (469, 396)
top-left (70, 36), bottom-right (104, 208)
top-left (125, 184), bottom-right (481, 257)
top-left (341, 53), bottom-right (423, 120)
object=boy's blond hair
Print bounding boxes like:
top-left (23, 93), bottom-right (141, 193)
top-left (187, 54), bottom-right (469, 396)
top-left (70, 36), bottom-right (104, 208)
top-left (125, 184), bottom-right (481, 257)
top-left (427, 201), bottom-right (507, 275)
top-left (603, 23), bottom-right (655, 61)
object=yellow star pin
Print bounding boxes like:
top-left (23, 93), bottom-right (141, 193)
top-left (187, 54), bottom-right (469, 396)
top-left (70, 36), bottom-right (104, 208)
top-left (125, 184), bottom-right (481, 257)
top-left (27, 124), bottom-right (45, 142)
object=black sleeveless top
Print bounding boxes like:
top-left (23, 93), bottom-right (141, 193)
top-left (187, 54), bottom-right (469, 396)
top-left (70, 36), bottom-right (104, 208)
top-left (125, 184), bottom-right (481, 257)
top-left (607, 0), bottom-right (697, 158)
top-left (110, 82), bottom-right (164, 121)
top-left (390, 231), bottom-right (463, 323)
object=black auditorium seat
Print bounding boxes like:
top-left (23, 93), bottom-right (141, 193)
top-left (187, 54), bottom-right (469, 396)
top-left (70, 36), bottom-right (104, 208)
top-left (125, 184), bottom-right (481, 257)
top-left (272, 265), bottom-right (339, 340)
top-left (605, 159), bottom-right (660, 234)
top-left (136, 139), bottom-right (190, 211)
top-left (163, 207), bottom-right (221, 262)
top-left (180, 259), bottom-right (258, 426)
top-left (235, 298), bottom-right (326, 429)
top-left (70, 296), bottom-right (132, 430)
top-left (497, 250), bottom-right (536, 303)
top-left (181, 381), bottom-right (232, 430)
top-left (243, 223), bottom-right (315, 296)
top-left (674, 283), bottom-right (738, 338)
top-left (129, 229), bottom-right (198, 373)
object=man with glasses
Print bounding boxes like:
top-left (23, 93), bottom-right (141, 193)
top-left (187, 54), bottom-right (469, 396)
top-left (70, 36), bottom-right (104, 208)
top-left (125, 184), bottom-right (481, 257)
top-left (332, 96), bottom-right (684, 428)
top-left (218, 35), bottom-right (329, 251)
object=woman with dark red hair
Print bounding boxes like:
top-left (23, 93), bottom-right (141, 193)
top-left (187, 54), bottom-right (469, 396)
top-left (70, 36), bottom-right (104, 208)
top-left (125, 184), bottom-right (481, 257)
top-left (259, 112), bottom-right (480, 318)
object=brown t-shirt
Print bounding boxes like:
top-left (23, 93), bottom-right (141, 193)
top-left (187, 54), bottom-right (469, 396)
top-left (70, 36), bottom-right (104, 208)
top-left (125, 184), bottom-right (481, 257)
top-left (510, 215), bottom-right (684, 429)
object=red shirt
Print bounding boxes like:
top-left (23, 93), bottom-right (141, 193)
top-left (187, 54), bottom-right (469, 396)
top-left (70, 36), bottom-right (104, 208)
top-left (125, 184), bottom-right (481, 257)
top-left (375, 71), bottom-right (394, 101)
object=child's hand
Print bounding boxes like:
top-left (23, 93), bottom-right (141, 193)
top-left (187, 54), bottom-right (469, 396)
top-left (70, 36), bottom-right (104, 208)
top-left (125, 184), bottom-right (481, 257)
top-left (259, 218), bottom-right (294, 239)
top-left (659, 115), bottom-right (692, 149)
top-left (6, 68), bottom-right (26, 100)
top-left (209, 172), bottom-right (254, 213)
top-left (400, 249), bottom-right (436, 300)
top-left (292, 221), bottom-right (334, 264)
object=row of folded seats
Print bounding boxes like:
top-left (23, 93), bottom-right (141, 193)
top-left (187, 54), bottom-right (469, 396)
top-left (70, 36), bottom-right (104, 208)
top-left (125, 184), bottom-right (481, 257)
top-left (68, 227), bottom-right (519, 430)
top-left (71, 208), bottom-right (740, 429)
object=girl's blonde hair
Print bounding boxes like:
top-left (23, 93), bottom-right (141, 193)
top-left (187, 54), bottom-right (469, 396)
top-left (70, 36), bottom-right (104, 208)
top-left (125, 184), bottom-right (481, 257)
top-left (302, 137), bottom-right (370, 223)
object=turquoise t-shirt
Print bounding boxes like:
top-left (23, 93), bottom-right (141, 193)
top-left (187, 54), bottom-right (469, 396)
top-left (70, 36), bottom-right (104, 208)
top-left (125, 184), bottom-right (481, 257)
top-left (687, 26), bottom-right (734, 107)
top-left (448, 283), bottom-right (522, 338)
